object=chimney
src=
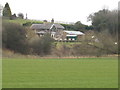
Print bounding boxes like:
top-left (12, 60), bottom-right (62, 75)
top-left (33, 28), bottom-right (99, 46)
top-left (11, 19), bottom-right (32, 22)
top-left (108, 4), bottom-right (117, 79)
top-left (25, 13), bottom-right (28, 19)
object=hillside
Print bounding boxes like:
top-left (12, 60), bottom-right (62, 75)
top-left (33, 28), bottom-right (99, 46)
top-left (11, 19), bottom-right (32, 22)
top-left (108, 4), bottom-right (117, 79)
top-left (4, 18), bottom-right (43, 25)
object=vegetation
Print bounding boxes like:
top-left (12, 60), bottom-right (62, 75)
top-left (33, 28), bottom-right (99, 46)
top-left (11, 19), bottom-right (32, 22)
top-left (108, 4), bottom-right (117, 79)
top-left (2, 2), bottom-right (118, 56)
top-left (61, 22), bottom-right (93, 32)
top-left (2, 19), bottom-right (118, 57)
top-left (52, 30), bottom-right (118, 57)
top-left (2, 3), bottom-right (118, 88)
top-left (61, 23), bottom-right (74, 30)
top-left (95, 30), bottom-right (118, 54)
top-left (29, 34), bottom-right (54, 55)
top-left (73, 21), bottom-right (86, 32)
top-left (3, 58), bottom-right (118, 88)
top-left (2, 2), bottom-right (12, 18)
top-left (4, 19), bottom-right (43, 26)
top-left (18, 13), bottom-right (24, 19)
top-left (2, 2), bottom-right (43, 26)
top-left (22, 21), bottom-right (43, 26)
top-left (88, 9), bottom-right (118, 36)
top-left (2, 20), bottom-right (54, 55)
top-left (2, 21), bottom-right (29, 54)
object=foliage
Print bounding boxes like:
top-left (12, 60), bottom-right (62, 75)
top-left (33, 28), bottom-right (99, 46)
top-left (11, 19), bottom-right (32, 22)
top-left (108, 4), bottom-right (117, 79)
top-left (61, 22), bottom-right (93, 32)
top-left (52, 44), bottom-right (71, 57)
top-left (72, 43), bottom-right (100, 57)
top-left (95, 30), bottom-right (118, 54)
top-left (88, 9), bottom-right (118, 36)
top-left (73, 21), bottom-right (85, 31)
top-left (52, 31), bottom-right (118, 57)
top-left (61, 23), bottom-right (74, 30)
top-left (85, 25), bottom-right (94, 30)
top-left (5, 19), bottom-right (43, 25)
top-left (29, 34), bottom-right (54, 55)
top-left (2, 21), bottom-right (28, 54)
top-left (25, 27), bottom-right (36, 40)
top-left (18, 13), bottom-right (24, 19)
top-left (2, 3), bottom-right (12, 18)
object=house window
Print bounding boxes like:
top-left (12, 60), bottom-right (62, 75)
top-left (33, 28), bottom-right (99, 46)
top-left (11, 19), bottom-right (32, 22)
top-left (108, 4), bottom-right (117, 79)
top-left (64, 38), bottom-right (67, 41)
top-left (72, 38), bottom-right (75, 40)
top-left (69, 38), bottom-right (71, 41)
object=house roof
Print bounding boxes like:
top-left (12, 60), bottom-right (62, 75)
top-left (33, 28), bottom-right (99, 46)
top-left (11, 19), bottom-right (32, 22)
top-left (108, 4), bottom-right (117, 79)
top-left (64, 30), bottom-right (85, 35)
top-left (30, 23), bottom-right (64, 30)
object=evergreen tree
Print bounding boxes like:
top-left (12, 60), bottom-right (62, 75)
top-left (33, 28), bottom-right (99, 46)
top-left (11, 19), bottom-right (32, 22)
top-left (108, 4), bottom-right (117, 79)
top-left (3, 2), bottom-right (12, 18)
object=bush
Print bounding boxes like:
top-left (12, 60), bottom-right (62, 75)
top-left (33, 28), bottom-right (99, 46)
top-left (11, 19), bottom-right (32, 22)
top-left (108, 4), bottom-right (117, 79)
top-left (72, 43), bottom-right (106, 57)
top-left (29, 34), bottom-right (54, 55)
top-left (52, 44), bottom-right (71, 57)
top-left (2, 21), bottom-right (29, 54)
top-left (95, 30), bottom-right (118, 54)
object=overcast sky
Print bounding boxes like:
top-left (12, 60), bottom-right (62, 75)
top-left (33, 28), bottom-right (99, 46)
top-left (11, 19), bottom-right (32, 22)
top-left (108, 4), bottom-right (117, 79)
top-left (0, 0), bottom-right (119, 25)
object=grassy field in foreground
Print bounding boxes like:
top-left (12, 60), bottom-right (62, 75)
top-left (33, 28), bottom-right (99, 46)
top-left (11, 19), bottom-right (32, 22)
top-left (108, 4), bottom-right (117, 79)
top-left (2, 58), bottom-right (118, 88)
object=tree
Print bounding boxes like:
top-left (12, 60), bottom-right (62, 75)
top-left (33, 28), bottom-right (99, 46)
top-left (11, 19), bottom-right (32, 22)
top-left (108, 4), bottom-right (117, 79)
top-left (61, 22), bottom-right (92, 31)
top-left (2, 21), bottom-right (29, 54)
top-left (88, 9), bottom-right (118, 36)
top-left (61, 23), bottom-right (74, 30)
top-left (2, 2), bottom-right (12, 18)
top-left (73, 21), bottom-right (86, 32)
top-left (95, 30), bottom-right (118, 54)
top-left (18, 13), bottom-right (24, 19)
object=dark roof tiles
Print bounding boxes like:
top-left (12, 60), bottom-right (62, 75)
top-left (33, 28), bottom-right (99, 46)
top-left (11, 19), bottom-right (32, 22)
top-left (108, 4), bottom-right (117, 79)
top-left (30, 23), bottom-right (64, 30)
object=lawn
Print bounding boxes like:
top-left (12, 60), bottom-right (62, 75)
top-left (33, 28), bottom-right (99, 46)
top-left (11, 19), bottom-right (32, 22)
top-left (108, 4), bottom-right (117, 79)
top-left (2, 58), bottom-right (118, 88)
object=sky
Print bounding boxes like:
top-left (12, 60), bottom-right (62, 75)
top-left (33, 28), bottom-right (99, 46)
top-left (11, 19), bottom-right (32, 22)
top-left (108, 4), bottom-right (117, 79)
top-left (0, 0), bottom-right (119, 25)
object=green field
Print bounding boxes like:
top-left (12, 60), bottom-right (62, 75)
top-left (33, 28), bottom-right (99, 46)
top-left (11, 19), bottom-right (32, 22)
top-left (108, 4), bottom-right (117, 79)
top-left (4, 19), bottom-right (43, 25)
top-left (2, 58), bottom-right (118, 88)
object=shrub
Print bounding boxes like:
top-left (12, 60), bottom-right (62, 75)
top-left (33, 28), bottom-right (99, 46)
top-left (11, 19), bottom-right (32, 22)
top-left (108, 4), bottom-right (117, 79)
top-left (2, 21), bottom-right (29, 54)
top-left (72, 43), bottom-right (101, 57)
top-left (29, 33), bottom-right (54, 55)
top-left (95, 30), bottom-right (118, 54)
top-left (52, 44), bottom-right (71, 57)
